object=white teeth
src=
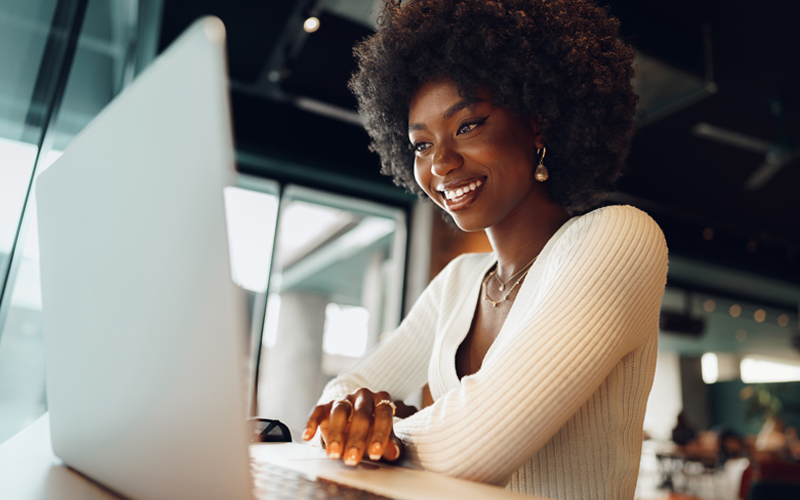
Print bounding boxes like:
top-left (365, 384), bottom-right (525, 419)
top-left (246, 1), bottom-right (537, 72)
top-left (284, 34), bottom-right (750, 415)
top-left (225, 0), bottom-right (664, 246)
top-left (443, 180), bottom-right (482, 201)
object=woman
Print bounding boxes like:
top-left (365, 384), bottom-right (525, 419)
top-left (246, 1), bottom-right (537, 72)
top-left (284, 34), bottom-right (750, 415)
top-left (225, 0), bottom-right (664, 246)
top-left (303, 1), bottom-right (668, 498)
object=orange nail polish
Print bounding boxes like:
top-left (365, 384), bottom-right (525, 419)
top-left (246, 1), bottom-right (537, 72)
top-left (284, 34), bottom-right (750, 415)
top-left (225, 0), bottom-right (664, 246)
top-left (344, 448), bottom-right (359, 466)
top-left (368, 442), bottom-right (382, 460)
top-left (328, 442), bottom-right (341, 460)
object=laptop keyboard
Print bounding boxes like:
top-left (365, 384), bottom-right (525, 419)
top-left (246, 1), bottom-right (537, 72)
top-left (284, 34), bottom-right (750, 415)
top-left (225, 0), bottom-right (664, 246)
top-left (251, 460), bottom-right (398, 500)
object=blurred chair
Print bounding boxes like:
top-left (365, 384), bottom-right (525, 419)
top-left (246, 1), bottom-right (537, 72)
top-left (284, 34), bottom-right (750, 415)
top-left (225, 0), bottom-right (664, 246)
top-left (742, 461), bottom-right (800, 499)
top-left (756, 460), bottom-right (800, 483)
top-left (746, 481), bottom-right (800, 500)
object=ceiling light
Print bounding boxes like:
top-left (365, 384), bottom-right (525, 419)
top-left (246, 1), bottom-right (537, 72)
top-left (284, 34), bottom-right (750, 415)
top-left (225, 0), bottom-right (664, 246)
top-left (303, 17), bottom-right (320, 33)
top-left (729, 304), bottom-right (741, 318)
top-left (735, 329), bottom-right (747, 342)
top-left (754, 309), bottom-right (766, 323)
top-left (703, 299), bottom-right (715, 313)
top-left (741, 356), bottom-right (800, 383)
top-left (701, 353), bottom-right (719, 384)
top-left (778, 314), bottom-right (790, 327)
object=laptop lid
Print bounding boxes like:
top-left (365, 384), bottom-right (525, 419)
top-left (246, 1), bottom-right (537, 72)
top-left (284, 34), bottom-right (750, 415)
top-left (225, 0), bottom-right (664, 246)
top-left (36, 17), bottom-right (253, 500)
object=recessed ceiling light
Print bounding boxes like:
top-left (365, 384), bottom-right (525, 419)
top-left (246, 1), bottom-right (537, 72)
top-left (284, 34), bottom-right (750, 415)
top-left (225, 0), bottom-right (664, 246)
top-left (303, 17), bottom-right (320, 33)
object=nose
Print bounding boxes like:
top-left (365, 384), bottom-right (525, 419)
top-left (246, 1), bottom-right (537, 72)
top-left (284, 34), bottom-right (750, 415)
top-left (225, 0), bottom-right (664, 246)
top-left (431, 143), bottom-right (463, 177)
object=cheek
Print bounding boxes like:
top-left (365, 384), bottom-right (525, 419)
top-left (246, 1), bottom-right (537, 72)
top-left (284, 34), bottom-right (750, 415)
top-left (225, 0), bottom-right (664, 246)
top-left (495, 137), bottom-right (536, 181)
top-left (413, 160), bottom-right (446, 207)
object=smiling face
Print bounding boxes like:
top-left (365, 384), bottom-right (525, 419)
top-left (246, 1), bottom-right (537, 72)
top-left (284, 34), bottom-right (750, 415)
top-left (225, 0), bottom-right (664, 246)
top-left (408, 79), bottom-right (546, 232)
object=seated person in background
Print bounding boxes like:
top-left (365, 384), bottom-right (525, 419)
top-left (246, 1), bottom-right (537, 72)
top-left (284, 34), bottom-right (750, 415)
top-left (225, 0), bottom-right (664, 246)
top-left (718, 429), bottom-right (745, 463)
top-left (756, 417), bottom-right (788, 455)
top-left (672, 412), bottom-right (697, 447)
top-left (302, 1), bottom-right (668, 499)
top-left (786, 426), bottom-right (800, 461)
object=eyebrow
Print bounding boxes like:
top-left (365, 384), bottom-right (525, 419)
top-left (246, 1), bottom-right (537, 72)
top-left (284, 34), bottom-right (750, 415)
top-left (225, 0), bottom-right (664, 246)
top-left (408, 97), bottom-right (485, 133)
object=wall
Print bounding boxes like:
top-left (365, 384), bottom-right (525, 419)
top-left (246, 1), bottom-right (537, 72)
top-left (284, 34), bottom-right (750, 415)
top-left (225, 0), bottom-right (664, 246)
top-left (680, 355), bottom-right (712, 430)
top-left (709, 380), bottom-right (800, 436)
top-left (644, 351), bottom-right (683, 440)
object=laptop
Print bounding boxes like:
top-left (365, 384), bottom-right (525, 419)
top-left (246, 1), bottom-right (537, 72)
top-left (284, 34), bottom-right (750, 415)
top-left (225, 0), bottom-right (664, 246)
top-left (36, 16), bottom-right (532, 500)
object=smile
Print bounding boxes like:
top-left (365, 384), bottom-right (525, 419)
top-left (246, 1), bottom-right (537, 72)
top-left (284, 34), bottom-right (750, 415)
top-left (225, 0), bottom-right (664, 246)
top-left (439, 178), bottom-right (485, 211)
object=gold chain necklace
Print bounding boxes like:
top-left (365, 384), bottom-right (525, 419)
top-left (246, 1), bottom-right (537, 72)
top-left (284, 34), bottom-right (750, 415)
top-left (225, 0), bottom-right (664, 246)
top-left (489, 254), bottom-right (539, 291)
top-left (482, 256), bottom-right (538, 307)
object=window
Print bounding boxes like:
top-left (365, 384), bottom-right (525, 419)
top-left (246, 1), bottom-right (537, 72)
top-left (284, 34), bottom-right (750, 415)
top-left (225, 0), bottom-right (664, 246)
top-left (256, 185), bottom-right (407, 436)
top-left (0, 1), bottom-right (408, 445)
top-left (0, 0), bottom-right (157, 444)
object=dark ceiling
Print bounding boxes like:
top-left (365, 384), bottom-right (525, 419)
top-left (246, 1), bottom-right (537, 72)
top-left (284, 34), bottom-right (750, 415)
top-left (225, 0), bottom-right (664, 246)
top-left (158, 0), bottom-right (800, 289)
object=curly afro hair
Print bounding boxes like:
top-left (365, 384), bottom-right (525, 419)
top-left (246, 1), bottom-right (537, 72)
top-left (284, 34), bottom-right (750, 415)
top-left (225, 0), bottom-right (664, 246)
top-left (349, 0), bottom-right (638, 213)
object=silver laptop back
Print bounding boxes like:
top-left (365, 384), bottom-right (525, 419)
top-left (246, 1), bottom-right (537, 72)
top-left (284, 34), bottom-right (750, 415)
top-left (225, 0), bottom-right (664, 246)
top-left (36, 17), bottom-right (253, 500)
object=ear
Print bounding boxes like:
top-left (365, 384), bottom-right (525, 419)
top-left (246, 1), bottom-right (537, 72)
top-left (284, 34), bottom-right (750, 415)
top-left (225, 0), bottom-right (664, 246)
top-left (529, 117), bottom-right (546, 150)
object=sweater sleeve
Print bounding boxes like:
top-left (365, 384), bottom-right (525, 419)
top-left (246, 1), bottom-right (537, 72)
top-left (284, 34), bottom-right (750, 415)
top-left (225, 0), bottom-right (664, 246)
top-left (315, 254), bottom-right (461, 405)
top-left (393, 206), bottom-right (668, 485)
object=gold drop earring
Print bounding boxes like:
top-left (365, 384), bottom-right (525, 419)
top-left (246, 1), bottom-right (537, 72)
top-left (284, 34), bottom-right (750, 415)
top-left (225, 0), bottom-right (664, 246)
top-left (534, 147), bottom-right (549, 182)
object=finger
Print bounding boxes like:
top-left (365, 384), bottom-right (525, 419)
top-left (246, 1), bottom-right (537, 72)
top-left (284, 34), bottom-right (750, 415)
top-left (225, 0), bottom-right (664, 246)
top-left (366, 392), bottom-right (394, 460)
top-left (383, 432), bottom-right (402, 462)
top-left (319, 417), bottom-right (330, 447)
top-left (343, 389), bottom-right (376, 466)
top-left (326, 398), bottom-right (354, 459)
top-left (302, 404), bottom-right (330, 441)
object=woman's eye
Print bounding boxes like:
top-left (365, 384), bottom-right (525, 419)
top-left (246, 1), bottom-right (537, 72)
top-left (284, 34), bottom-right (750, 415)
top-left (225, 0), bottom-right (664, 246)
top-left (457, 116), bottom-right (489, 135)
top-left (413, 142), bottom-right (431, 153)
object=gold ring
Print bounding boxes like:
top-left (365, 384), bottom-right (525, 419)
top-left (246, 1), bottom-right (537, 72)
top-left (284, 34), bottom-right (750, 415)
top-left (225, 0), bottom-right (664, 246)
top-left (335, 399), bottom-right (354, 413)
top-left (375, 400), bottom-right (396, 417)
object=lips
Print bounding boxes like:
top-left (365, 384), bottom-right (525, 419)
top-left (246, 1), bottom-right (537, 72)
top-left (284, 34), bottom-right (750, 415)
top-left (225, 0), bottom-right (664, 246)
top-left (438, 177), bottom-right (485, 211)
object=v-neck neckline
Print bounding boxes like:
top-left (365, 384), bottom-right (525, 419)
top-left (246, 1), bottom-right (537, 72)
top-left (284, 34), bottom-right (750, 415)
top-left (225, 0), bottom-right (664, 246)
top-left (439, 215), bottom-right (580, 392)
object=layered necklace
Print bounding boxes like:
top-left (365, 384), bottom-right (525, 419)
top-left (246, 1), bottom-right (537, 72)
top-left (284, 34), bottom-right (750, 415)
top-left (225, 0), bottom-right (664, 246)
top-left (482, 254), bottom-right (539, 307)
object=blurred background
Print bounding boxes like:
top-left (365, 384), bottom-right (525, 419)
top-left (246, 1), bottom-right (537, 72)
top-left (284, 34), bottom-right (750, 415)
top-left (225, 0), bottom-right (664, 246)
top-left (0, 1), bottom-right (798, 498)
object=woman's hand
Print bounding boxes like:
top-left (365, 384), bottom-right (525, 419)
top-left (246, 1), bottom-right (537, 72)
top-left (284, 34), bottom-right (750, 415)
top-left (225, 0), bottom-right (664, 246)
top-left (303, 388), bottom-right (415, 466)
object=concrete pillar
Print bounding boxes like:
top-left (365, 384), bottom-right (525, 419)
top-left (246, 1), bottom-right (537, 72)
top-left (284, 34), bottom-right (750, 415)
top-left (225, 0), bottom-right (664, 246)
top-left (259, 292), bottom-right (328, 437)
top-left (362, 250), bottom-right (384, 351)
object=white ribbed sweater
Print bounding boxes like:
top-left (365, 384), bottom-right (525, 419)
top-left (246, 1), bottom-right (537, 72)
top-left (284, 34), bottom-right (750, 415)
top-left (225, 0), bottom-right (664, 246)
top-left (318, 205), bottom-right (668, 499)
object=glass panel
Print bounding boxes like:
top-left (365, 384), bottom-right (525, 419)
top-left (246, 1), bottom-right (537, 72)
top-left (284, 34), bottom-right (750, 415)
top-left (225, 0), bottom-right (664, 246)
top-left (258, 185), bottom-right (407, 436)
top-left (224, 185), bottom-right (280, 294)
top-left (0, 0), bottom-right (58, 309)
top-left (0, 0), bottom-right (60, 445)
top-left (224, 176), bottom-right (281, 415)
top-left (0, 0), bottom-right (142, 444)
top-left (49, 0), bottom-right (138, 151)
